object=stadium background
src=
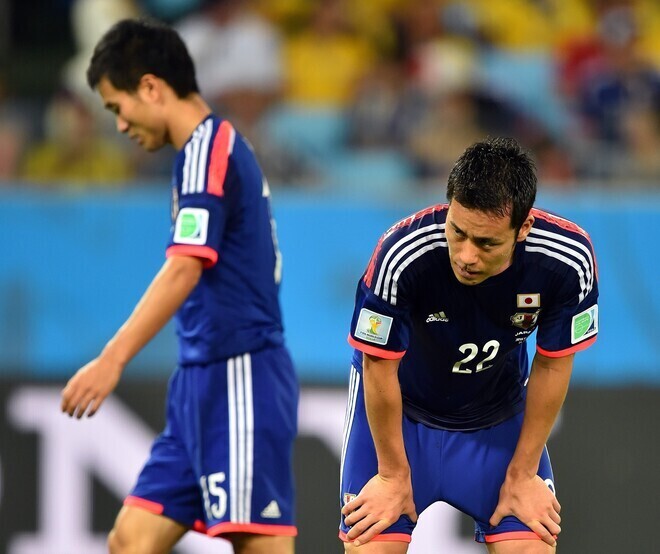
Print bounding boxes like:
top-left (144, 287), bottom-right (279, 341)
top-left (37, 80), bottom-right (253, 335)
top-left (0, 1), bottom-right (658, 553)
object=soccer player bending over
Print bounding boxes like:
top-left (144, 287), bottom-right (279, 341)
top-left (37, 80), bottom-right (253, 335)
top-left (340, 137), bottom-right (598, 553)
top-left (61, 19), bottom-right (298, 554)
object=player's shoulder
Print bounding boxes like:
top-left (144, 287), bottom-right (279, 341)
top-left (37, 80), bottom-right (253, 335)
top-left (384, 203), bottom-right (448, 242)
top-left (525, 208), bottom-right (598, 299)
top-left (180, 115), bottom-right (240, 158)
top-left (176, 115), bottom-right (251, 197)
top-left (363, 204), bottom-right (447, 288)
top-left (528, 208), bottom-right (596, 253)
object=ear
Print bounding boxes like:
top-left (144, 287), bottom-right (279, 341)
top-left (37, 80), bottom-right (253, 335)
top-left (516, 213), bottom-right (535, 242)
top-left (137, 74), bottom-right (163, 103)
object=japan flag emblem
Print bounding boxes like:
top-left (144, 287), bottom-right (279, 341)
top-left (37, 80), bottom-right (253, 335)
top-left (517, 293), bottom-right (540, 308)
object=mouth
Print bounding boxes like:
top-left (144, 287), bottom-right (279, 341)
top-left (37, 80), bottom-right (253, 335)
top-left (454, 262), bottom-right (480, 279)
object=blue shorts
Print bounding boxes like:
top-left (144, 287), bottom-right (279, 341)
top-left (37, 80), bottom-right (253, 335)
top-left (127, 347), bottom-right (299, 538)
top-left (339, 366), bottom-right (555, 544)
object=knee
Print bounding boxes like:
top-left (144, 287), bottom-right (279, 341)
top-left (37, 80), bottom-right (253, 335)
top-left (107, 526), bottom-right (143, 554)
top-left (230, 534), bottom-right (294, 554)
top-left (107, 527), bottom-right (126, 554)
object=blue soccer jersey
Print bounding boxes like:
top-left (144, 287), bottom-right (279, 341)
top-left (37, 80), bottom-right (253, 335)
top-left (129, 116), bottom-right (299, 538)
top-left (348, 204), bottom-right (599, 431)
top-left (166, 116), bottom-right (285, 365)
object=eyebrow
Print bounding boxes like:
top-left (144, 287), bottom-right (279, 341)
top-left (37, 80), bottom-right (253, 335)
top-left (450, 221), bottom-right (501, 244)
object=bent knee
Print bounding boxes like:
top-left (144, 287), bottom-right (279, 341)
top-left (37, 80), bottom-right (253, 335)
top-left (108, 526), bottom-right (161, 554)
top-left (487, 539), bottom-right (556, 554)
top-left (108, 505), bottom-right (186, 554)
top-left (344, 541), bottom-right (408, 554)
top-left (230, 533), bottom-right (294, 554)
top-left (108, 527), bottom-right (129, 554)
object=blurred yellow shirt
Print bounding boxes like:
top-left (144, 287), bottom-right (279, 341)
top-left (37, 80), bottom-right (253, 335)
top-left (284, 32), bottom-right (374, 107)
top-left (21, 140), bottom-right (133, 186)
top-left (467, 0), bottom-right (594, 51)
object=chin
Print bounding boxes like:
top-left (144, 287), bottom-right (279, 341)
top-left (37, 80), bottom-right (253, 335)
top-left (144, 141), bottom-right (164, 152)
top-left (452, 270), bottom-right (479, 286)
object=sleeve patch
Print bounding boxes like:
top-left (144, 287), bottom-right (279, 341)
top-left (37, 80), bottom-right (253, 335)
top-left (571, 304), bottom-right (598, 344)
top-left (354, 308), bottom-right (393, 345)
top-left (173, 207), bottom-right (209, 245)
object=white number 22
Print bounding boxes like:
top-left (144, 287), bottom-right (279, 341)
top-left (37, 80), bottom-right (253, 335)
top-left (452, 340), bottom-right (500, 374)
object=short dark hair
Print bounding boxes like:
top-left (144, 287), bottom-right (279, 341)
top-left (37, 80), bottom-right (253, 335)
top-left (446, 137), bottom-right (537, 230)
top-left (87, 18), bottom-right (199, 98)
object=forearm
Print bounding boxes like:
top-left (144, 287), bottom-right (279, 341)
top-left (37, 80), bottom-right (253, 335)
top-left (362, 353), bottom-right (409, 478)
top-left (101, 256), bottom-right (203, 367)
top-left (508, 353), bottom-right (574, 477)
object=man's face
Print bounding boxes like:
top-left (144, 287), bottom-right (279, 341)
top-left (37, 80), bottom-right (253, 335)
top-left (97, 76), bottom-right (168, 151)
top-left (445, 200), bottom-right (533, 286)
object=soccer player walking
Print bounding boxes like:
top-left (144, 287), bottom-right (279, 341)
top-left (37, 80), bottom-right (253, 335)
top-left (61, 19), bottom-right (298, 554)
top-left (340, 138), bottom-right (598, 553)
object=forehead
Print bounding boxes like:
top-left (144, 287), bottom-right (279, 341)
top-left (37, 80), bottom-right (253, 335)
top-left (447, 201), bottom-right (514, 237)
top-left (97, 76), bottom-right (134, 105)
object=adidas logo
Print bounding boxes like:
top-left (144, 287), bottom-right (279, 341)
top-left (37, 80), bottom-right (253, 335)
top-left (260, 500), bottom-right (281, 519)
top-left (426, 311), bottom-right (449, 323)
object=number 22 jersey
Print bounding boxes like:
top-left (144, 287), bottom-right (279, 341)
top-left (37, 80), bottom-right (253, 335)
top-left (348, 204), bottom-right (599, 431)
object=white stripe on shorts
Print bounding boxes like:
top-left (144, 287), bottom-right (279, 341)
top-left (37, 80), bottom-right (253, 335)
top-left (340, 365), bottom-right (360, 494)
top-left (227, 353), bottom-right (255, 523)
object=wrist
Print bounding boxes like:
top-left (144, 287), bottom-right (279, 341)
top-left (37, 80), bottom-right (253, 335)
top-left (100, 342), bottom-right (129, 369)
top-left (506, 463), bottom-right (538, 481)
top-left (378, 463), bottom-right (410, 480)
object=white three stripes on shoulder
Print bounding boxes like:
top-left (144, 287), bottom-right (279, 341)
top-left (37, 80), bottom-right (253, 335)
top-left (526, 227), bottom-right (595, 302)
top-left (227, 353), bottom-right (254, 524)
top-left (374, 224), bottom-right (447, 305)
top-left (181, 119), bottom-right (214, 195)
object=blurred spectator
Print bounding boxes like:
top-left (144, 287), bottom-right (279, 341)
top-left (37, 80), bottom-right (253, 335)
top-left (62, 0), bottom-right (141, 106)
top-left (348, 59), bottom-right (419, 150)
top-left (557, 0), bottom-right (660, 183)
top-left (402, 34), bottom-right (487, 181)
top-left (405, 87), bottom-right (487, 182)
top-left (141, 0), bottom-right (202, 22)
top-left (464, 0), bottom-right (594, 52)
top-left (347, 0), bottom-right (575, 186)
top-left (283, 0), bottom-right (375, 107)
top-left (349, 2), bottom-right (478, 162)
top-left (616, 100), bottom-right (660, 184)
top-left (176, 0), bottom-right (283, 128)
top-left (629, 0), bottom-right (660, 70)
top-left (0, 78), bottom-right (32, 181)
top-left (20, 91), bottom-right (134, 185)
top-left (176, 0), bottom-right (314, 185)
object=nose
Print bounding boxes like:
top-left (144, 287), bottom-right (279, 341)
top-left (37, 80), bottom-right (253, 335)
top-left (456, 241), bottom-right (480, 267)
top-left (116, 115), bottom-right (129, 134)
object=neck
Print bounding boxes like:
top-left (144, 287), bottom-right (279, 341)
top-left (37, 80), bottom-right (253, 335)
top-left (167, 93), bottom-right (213, 149)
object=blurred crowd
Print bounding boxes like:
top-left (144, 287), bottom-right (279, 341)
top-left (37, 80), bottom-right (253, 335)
top-left (1, 0), bottom-right (659, 191)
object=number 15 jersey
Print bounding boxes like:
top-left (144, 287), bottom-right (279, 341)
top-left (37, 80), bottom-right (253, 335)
top-left (348, 204), bottom-right (599, 431)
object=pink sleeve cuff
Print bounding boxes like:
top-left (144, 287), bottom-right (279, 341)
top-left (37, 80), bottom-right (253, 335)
top-left (537, 335), bottom-right (597, 358)
top-left (166, 244), bottom-right (218, 268)
top-left (347, 334), bottom-right (406, 360)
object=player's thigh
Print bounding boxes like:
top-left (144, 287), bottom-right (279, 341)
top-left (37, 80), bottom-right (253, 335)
top-left (442, 412), bottom-right (556, 543)
top-left (487, 539), bottom-right (556, 554)
top-left (229, 533), bottom-right (295, 554)
top-left (344, 541), bottom-right (409, 554)
top-left (340, 366), bottom-right (425, 542)
top-left (109, 505), bottom-right (188, 554)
